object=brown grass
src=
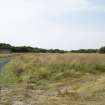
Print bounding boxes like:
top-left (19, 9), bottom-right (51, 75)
top-left (1, 53), bottom-right (105, 105)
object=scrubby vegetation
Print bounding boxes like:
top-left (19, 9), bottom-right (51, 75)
top-left (71, 49), bottom-right (97, 53)
top-left (99, 46), bottom-right (105, 53)
top-left (1, 53), bottom-right (105, 84)
top-left (1, 53), bottom-right (105, 105)
top-left (0, 43), bottom-right (66, 53)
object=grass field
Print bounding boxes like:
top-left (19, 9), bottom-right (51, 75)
top-left (1, 53), bottom-right (105, 105)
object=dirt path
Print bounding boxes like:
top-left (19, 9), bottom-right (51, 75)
top-left (0, 58), bottom-right (10, 72)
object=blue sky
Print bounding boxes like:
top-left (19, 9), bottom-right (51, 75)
top-left (0, 0), bottom-right (105, 50)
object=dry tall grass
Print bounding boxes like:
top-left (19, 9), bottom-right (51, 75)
top-left (1, 53), bottom-right (105, 105)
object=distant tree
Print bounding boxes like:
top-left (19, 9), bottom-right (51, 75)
top-left (99, 46), bottom-right (105, 53)
top-left (48, 49), bottom-right (65, 53)
top-left (0, 43), bottom-right (66, 53)
top-left (0, 43), bottom-right (12, 49)
top-left (71, 49), bottom-right (97, 53)
top-left (12, 46), bottom-right (34, 53)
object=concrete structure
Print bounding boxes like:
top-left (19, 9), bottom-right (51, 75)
top-left (0, 49), bottom-right (11, 54)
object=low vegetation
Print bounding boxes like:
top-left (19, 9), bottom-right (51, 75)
top-left (1, 53), bottom-right (105, 105)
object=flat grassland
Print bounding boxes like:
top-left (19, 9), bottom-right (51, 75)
top-left (1, 53), bottom-right (105, 105)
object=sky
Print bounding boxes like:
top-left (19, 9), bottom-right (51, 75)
top-left (0, 0), bottom-right (105, 50)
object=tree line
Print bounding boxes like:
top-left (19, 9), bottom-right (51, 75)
top-left (71, 47), bottom-right (105, 53)
top-left (0, 43), bottom-right (65, 53)
top-left (71, 49), bottom-right (97, 53)
top-left (0, 43), bottom-right (105, 53)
